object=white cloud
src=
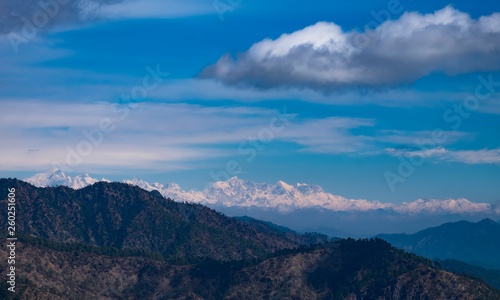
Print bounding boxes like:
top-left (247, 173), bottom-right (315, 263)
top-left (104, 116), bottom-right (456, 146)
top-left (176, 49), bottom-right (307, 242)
top-left (445, 148), bottom-right (500, 164)
top-left (201, 6), bottom-right (500, 92)
top-left (0, 34), bottom-right (491, 109)
top-left (0, 101), bottom-right (261, 172)
top-left (276, 117), bottom-right (375, 153)
top-left (386, 147), bottom-right (500, 164)
top-left (0, 98), bottom-right (493, 172)
top-left (148, 78), bottom-right (465, 106)
top-left (375, 130), bottom-right (472, 145)
top-left (0, 100), bottom-right (375, 171)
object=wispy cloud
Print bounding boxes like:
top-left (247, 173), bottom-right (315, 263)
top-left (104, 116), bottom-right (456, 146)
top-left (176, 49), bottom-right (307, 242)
top-left (1, 96), bottom-right (487, 173)
top-left (200, 6), bottom-right (500, 92)
top-left (0, 0), bottom-right (213, 43)
top-left (386, 147), bottom-right (500, 165)
top-left (375, 130), bottom-right (473, 145)
top-left (0, 0), bottom-right (123, 34)
top-left (0, 101), bottom-right (263, 172)
top-left (0, 100), bottom-right (397, 171)
top-left (97, 0), bottom-right (213, 19)
top-left (277, 117), bottom-right (375, 154)
top-left (148, 78), bottom-right (467, 106)
top-left (0, 100), bottom-right (372, 171)
top-left (444, 148), bottom-right (500, 164)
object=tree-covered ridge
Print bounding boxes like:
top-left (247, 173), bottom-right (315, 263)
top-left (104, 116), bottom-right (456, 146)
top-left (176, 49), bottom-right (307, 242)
top-left (2, 238), bottom-right (498, 299)
top-left (436, 259), bottom-right (500, 290)
top-left (1, 178), bottom-right (499, 299)
top-left (0, 178), bottom-right (327, 261)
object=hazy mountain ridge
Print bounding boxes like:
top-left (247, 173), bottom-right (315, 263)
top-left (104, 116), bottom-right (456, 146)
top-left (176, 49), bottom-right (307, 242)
top-left (377, 218), bottom-right (500, 270)
top-left (235, 216), bottom-right (333, 245)
top-left (25, 169), bottom-right (494, 215)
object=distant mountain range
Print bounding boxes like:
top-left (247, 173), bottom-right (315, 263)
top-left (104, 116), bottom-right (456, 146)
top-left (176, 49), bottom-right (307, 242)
top-left (1, 178), bottom-right (499, 299)
top-left (378, 218), bottom-right (500, 270)
top-left (25, 169), bottom-right (494, 215)
top-left (25, 169), bottom-right (109, 189)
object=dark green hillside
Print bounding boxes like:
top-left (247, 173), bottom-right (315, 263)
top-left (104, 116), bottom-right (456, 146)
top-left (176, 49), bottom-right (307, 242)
top-left (0, 179), bottom-right (324, 261)
top-left (1, 237), bottom-right (498, 299)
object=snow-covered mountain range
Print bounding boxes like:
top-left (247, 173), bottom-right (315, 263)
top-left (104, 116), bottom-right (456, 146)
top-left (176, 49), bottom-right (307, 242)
top-left (25, 169), bottom-right (110, 189)
top-left (24, 169), bottom-right (493, 215)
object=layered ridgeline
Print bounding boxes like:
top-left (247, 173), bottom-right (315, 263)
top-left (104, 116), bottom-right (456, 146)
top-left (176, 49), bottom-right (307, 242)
top-left (436, 259), bottom-right (500, 290)
top-left (1, 178), bottom-right (499, 299)
top-left (1, 236), bottom-right (499, 299)
top-left (26, 169), bottom-right (493, 214)
top-left (0, 179), bottom-right (328, 261)
top-left (377, 219), bottom-right (500, 270)
top-left (24, 169), bottom-right (499, 237)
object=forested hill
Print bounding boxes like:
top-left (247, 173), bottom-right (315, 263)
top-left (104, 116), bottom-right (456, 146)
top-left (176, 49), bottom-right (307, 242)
top-left (0, 178), bottom-right (327, 261)
top-left (1, 178), bottom-right (499, 299)
top-left (1, 237), bottom-right (499, 299)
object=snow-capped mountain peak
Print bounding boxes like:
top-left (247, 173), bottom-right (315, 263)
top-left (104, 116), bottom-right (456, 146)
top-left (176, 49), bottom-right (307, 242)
top-left (72, 174), bottom-right (99, 189)
top-left (25, 169), bottom-right (102, 189)
top-left (23, 170), bottom-right (494, 215)
top-left (25, 168), bottom-right (72, 188)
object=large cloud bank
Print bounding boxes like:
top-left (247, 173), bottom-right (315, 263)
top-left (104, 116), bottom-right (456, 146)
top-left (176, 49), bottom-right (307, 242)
top-left (200, 6), bottom-right (500, 91)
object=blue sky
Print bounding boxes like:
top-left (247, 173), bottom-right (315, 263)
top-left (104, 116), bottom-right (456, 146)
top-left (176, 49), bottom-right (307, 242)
top-left (0, 0), bottom-right (499, 204)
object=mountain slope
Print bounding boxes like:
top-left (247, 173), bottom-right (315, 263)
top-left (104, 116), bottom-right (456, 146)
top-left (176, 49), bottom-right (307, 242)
top-left (377, 218), bottom-right (500, 270)
top-left (1, 237), bottom-right (498, 299)
top-left (436, 259), bottom-right (500, 290)
top-left (2, 177), bottom-right (499, 299)
top-left (0, 238), bottom-right (500, 300)
top-left (224, 239), bottom-right (500, 300)
top-left (235, 216), bottom-right (333, 245)
top-left (0, 178), bottom-right (326, 261)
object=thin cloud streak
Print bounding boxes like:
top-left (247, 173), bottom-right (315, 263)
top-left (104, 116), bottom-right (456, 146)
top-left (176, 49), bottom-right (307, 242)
top-left (3, 100), bottom-right (464, 171)
top-left (385, 147), bottom-right (500, 165)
